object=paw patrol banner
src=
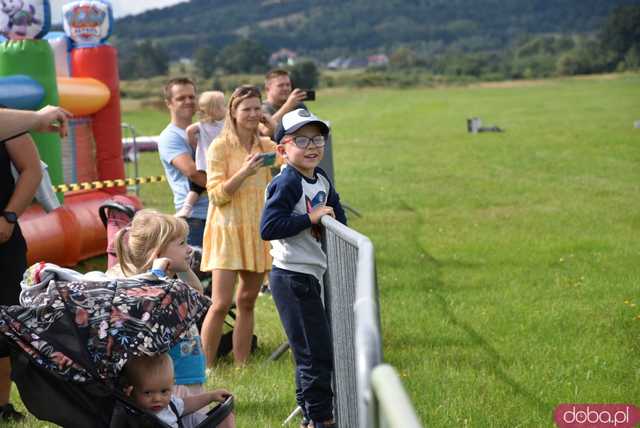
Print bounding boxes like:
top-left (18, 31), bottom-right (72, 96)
top-left (0, 0), bottom-right (50, 40)
top-left (62, 0), bottom-right (112, 47)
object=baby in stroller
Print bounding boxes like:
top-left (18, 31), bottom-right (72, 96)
top-left (122, 353), bottom-right (230, 428)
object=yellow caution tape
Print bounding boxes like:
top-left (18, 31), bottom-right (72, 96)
top-left (52, 176), bottom-right (166, 193)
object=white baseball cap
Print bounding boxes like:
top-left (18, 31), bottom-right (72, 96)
top-left (274, 108), bottom-right (329, 144)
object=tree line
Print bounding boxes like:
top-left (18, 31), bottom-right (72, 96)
top-left (115, 4), bottom-right (639, 82)
top-left (114, 0), bottom-right (637, 62)
top-left (401, 5), bottom-right (640, 79)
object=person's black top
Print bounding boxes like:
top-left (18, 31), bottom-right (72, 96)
top-left (0, 134), bottom-right (21, 211)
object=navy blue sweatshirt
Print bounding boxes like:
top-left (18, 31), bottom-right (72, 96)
top-left (261, 166), bottom-right (346, 280)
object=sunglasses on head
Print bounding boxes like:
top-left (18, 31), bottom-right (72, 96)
top-left (231, 85), bottom-right (261, 99)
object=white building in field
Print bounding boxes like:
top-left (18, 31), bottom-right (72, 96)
top-left (269, 48), bottom-right (297, 67)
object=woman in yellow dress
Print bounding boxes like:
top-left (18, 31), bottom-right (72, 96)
top-left (200, 85), bottom-right (278, 366)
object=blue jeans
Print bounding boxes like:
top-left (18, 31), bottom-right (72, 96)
top-left (270, 267), bottom-right (334, 423)
top-left (185, 217), bottom-right (205, 247)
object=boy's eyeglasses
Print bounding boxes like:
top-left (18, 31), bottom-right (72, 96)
top-left (284, 135), bottom-right (326, 149)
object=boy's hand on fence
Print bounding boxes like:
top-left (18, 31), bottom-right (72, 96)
top-left (308, 206), bottom-right (335, 224)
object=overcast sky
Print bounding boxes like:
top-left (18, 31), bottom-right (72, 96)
top-left (50, 0), bottom-right (188, 24)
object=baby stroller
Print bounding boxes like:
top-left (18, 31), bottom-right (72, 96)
top-left (0, 263), bottom-right (234, 427)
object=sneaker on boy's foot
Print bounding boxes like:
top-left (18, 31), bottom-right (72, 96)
top-left (0, 403), bottom-right (25, 421)
top-left (175, 203), bottom-right (193, 218)
top-left (300, 417), bottom-right (310, 428)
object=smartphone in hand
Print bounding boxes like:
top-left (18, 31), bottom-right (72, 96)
top-left (302, 89), bottom-right (316, 101)
top-left (258, 152), bottom-right (276, 166)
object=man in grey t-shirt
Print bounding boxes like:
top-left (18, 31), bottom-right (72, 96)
top-left (261, 69), bottom-right (308, 135)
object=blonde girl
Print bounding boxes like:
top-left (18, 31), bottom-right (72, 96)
top-left (177, 91), bottom-right (226, 218)
top-left (112, 210), bottom-right (206, 396)
top-left (200, 85), bottom-right (279, 366)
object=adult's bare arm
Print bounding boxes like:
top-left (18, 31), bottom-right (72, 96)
top-left (171, 153), bottom-right (206, 188)
top-left (270, 88), bottom-right (307, 125)
top-left (221, 153), bottom-right (263, 197)
top-left (185, 123), bottom-right (199, 149)
top-left (0, 105), bottom-right (71, 140)
top-left (0, 134), bottom-right (42, 243)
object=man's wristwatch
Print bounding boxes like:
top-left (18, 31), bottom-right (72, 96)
top-left (0, 211), bottom-right (18, 224)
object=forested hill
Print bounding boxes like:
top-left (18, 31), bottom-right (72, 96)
top-left (114, 0), bottom-right (640, 60)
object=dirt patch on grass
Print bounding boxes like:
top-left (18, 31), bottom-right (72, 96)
top-left (473, 79), bottom-right (552, 89)
top-left (572, 73), bottom-right (620, 81)
top-left (470, 73), bottom-right (623, 89)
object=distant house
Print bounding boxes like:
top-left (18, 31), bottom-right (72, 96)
top-left (269, 48), bottom-right (297, 67)
top-left (327, 56), bottom-right (368, 70)
top-left (367, 54), bottom-right (389, 67)
top-left (327, 57), bottom-right (346, 70)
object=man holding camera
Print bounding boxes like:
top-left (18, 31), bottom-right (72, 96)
top-left (262, 69), bottom-right (310, 128)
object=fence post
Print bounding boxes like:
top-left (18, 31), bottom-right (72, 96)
top-left (371, 365), bottom-right (422, 428)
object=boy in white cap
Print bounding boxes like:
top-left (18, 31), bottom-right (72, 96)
top-left (260, 109), bottom-right (346, 428)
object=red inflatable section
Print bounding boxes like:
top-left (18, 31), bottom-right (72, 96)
top-left (71, 45), bottom-right (125, 194)
top-left (20, 192), bottom-right (141, 266)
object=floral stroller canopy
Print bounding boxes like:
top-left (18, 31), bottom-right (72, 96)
top-left (0, 263), bottom-right (210, 383)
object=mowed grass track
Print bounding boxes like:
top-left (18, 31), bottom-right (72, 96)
top-left (11, 73), bottom-right (640, 427)
top-left (313, 75), bottom-right (640, 426)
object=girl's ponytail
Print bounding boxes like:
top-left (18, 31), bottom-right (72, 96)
top-left (114, 226), bottom-right (134, 276)
top-left (113, 210), bottom-right (189, 277)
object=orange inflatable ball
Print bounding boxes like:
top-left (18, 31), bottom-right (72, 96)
top-left (57, 76), bottom-right (110, 116)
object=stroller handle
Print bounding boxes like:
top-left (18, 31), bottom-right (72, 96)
top-left (200, 395), bottom-right (234, 427)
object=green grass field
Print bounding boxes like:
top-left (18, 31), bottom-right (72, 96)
top-left (11, 73), bottom-right (640, 427)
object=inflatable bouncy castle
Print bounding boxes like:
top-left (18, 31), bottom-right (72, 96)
top-left (0, 0), bottom-right (140, 266)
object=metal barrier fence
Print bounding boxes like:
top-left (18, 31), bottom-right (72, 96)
top-left (321, 216), bottom-right (422, 428)
top-left (371, 365), bottom-right (422, 428)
